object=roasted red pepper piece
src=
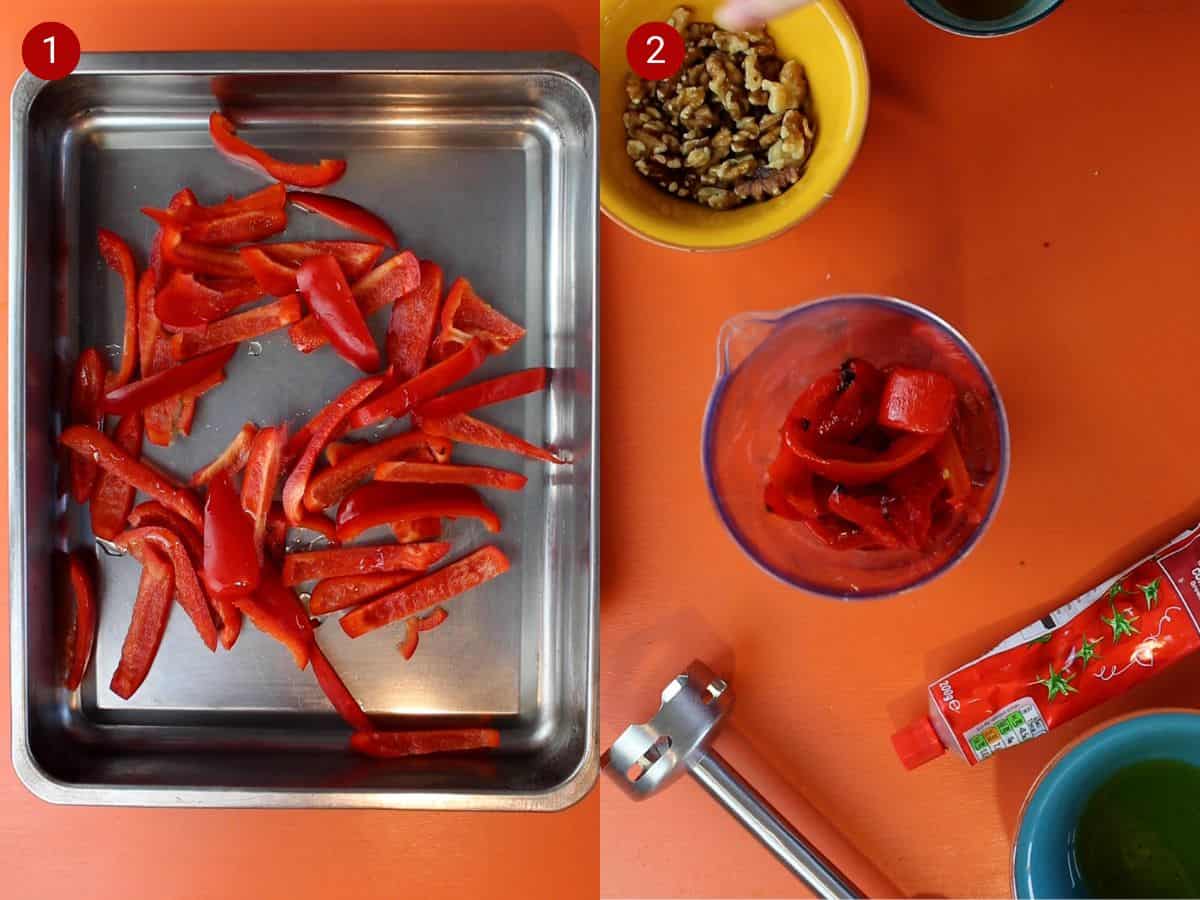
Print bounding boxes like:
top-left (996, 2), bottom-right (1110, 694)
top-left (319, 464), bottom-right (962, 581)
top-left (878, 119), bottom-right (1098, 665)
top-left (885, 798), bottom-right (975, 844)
top-left (431, 277), bottom-right (526, 359)
top-left (878, 367), bottom-right (957, 435)
top-left (155, 271), bottom-right (263, 331)
top-left (349, 339), bottom-right (488, 429)
top-left (162, 228), bottom-right (254, 279)
top-left (416, 367), bottom-right (550, 420)
top-left (296, 254), bottom-right (381, 372)
top-left (61, 425), bottom-right (203, 528)
top-left (290, 251), bottom-right (419, 354)
top-left (240, 425), bottom-right (286, 561)
top-left (397, 621), bottom-right (420, 659)
top-left (415, 412), bottom-right (566, 465)
top-left (349, 728), bottom-right (500, 758)
top-left (182, 207), bottom-right (286, 246)
top-left (782, 424), bottom-right (941, 487)
top-left (336, 483), bottom-right (501, 542)
top-left (308, 572), bottom-right (418, 615)
top-left (90, 413), bottom-right (144, 540)
top-left (190, 422), bottom-right (257, 487)
top-left (303, 431), bottom-right (452, 512)
top-left (340, 546), bottom-right (510, 638)
top-left (116, 526), bottom-right (218, 650)
top-left (98, 228), bottom-right (140, 390)
top-left (209, 112), bottom-right (347, 188)
top-left (170, 295), bottom-right (302, 360)
top-left (63, 552), bottom-right (97, 691)
top-left (282, 542), bottom-right (451, 586)
top-left (288, 192), bottom-right (397, 248)
top-left (886, 456), bottom-right (945, 550)
top-left (819, 359), bottom-right (885, 442)
top-left (391, 518), bottom-right (443, 543)
top-left (763, 481), bottom-right (808, 522)
top-left (309, 643), bottom-right (372, 731)
top-left (826, 489), bottom-right (904, 549)
top-left (143, 184), bottom-right (287, 227)
top-left (233, 567), bottom-right (313, 669)
top-left (386, 260), bottom-right (443, 379)
top-left (67, 348), bottom-right (108, 502)
top-left (103, 344), bottom-right (236, 416)
top-left (110, 544), bottom-right (174, 699)
top-left (238, 247), bottom-right (301, 296)
top-left (253, 240), bottom-right (384, 281)
top-left (800, 517), bottom-right (880, 550)
top-left (416, 607), bottom-right (448, 632)
top-left (374, 460), bottom-right (527, 492)
top-left (203, 470), bottom-right (262, 600)
top-left (933, 432), bottom-right (972, 511)
top-left (765, 439), bottom-right (822, 520)
top-left (281, 375), bottom-right (385, 523)
top-left (127, 501), bottom-right (204, 563)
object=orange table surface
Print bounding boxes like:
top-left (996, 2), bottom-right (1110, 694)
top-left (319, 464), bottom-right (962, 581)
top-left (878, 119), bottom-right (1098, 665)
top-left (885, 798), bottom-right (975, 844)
top-left (0, 3), bottom-right (597, 898)
top-left (600, 1), bottom-right (1200, 897)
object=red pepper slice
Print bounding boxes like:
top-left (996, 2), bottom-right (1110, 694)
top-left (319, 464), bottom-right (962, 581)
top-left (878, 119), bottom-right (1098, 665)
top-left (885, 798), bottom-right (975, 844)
top-left (182, 207), bottom-right (287, 246)
top-left (116, 526), bottom-right (218, 650)
top-left (67, 348), bottom-right (108, 502)
top-left (933, 432), bottom-right (972, 510)
top-left (819, 359), bottom-right (886, 442)
top-left (288, 192), bottom-right (397, 248)
top-left (265, 502), bottom-right (289, 560)
top-left (233, 567), bottom-right (313, 669)
top-left (254, 240), bottom-right (384, 281)
top-left (98, 228), bottom-right (140, 390)
top-left (137, 271), bottom-right (177, 446)
top-left (335, 483), bottom-right (501, 543)
top-left (155, 271), bottom-right (263, 331)
top-left (291, 510), bottom-right (340, 542)
top-left (190, 422), bottom-right (257, 487)
top-left (162, 228), bottom-right (254, 279)
top-left (309, 643), bottom-right (372, 731)
top-left (431, 277), bottom-right (526, 359)
top-left (309, 572), bottom-right (418, 616)
top-left (102, 344), bottom-right (236, 416)
top-left (240, 425), bottom-right (286, 561)
top-left (109, 544), bottom-right (174, 699)
top-left (339, 546), bottom-right (510, 638)
top-left (63, 553), bottom-right (97, 691)
top-left (416, 607), bottom-right (448, 632)
top-left (826, 489), bottom-right (904, 549)
top-left (391, 518), bottom-right (443, 544)
top-left (349, 339), bottom-right (488, 429)
top-left (349, 728), bottom-right (500, 758)
top-left (765, 439), bottom-right (823, 520)
top-left (209, 112), bottom-right (347, 188)
top-left (782, 424), bottom-right (941, 487)
top-left (203, 470), bottom-right (262, 600)
top-left (885, 456), bottom-right (945, 551)
top-left (143, 184), bottom-right (287, 226)
top-left (90, 413), bottom-right (144, 540)
top-left (282, 542), bottom-right (451, 586)
top-left (800, 517), bottom-right (880, 550)
top-left (128, 501), bottom-right (204, 563)
top-left (290, 251), bottom-right (420, 354)
top-left (303, 431), bottom-right (452, 512)
top-left (374, 460), bottom-right (527, 492)
top-left (177, 370), bottom-right (225, 437)
top-left (415, 412), bottom-right (566, 465)
top-left (415, 367), bottom-right (549, 420)
top-left (281, 375), bottom-right (385, 523)
top-left (397, 621), bottom-right (419, 660)
top-left (878, 367), bottom-right (957, 435)
top-left (296, 254), bottom-right (381, 372)
top-left (386, 260), bottom-right (443, 380)
top-left (238, 247), bottom-right (302, 297)
top-left (170, 295), bottom-right (302, 360)
top-left (61, 425), bottom-right (203, 528)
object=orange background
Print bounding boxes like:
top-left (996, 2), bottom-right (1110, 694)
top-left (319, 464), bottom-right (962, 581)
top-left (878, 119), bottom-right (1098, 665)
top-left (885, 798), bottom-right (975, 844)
top-left (0, 3), bottom-right (597, 899)
top-left (600, 0), bottom-right (1200, 897)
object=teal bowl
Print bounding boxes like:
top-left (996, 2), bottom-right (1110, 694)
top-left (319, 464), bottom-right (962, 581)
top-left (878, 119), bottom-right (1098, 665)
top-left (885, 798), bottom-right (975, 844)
top-left (1012, 709), bottom-right (1200, 898)
top-left (906, 0), bottom-right (1064, 37)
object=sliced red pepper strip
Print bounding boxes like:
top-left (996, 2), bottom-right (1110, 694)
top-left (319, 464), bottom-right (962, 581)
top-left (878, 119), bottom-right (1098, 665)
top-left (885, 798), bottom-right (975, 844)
top-left (98, 228), bottom-right (140, 389)
top-left (879, 367), bottom-right (957, 435)
top-left (782, 425), bottom-right (941, 487)
top-left (102, 344), bottom-right (236, 416)
top-left (431, 277), bottom-right (526, 359)
top-left (933, 432), bottom-right (972, 510)
top-left (137, 270), bottom-right (177, 446)
top-left (254, 241), bottom-right (384, 281)
top-left (290, 251), bottom-right (420, 354)
top-left (819, 359), bottom-right (886, 442)
top-left (374, 460), bottom-right (527, 492)
top-left (340, 546), bottom-right (510, 638)
top-left (209, 112), bottom-right (347, 188)
top-left (350, 339), bottom-right (488, 429)
top-left (170, 295), bottom-right (302, 360)
top-left (324, 441), bottom-right (360, 467)
top-left (177, 370), bottom-right (225, 437)
top-left (212, 596), bottom-right (244, 651)
top-left (148, 188), bottom-right (199, 288)
top-left (64, 553), bottom-right (97, 691)
top-left (110, 544), bottom-right (174, 699)
top-left (391, 518), bottom-right (442, 543)
top-left (309, 643), bottom-right (372, 731)
top-left (397, 621), bottom-right (419, 660)
top-left (155, 271), bottom-right (263, 331)
top-left (292, 510), bottom-right (340, 542)
top-left (336, 483), bottom-right (500, 543)
top-left (61, 425), bottom-right (203, 528)
top-left (349, 728), bottom-right (500, 758)
top-left (296, 254), bottom-right (381, 372)
top-left (303, 431), bottom-right (452, 512)
top-left (288, 192), bottom-right (397, 248)
top-left (826, 489), bottom-right (904, 549)
top-left (162, 227), bottom-right (254, 279)
top-left (386, 260), bottom-right (443, 380)
top-left (309, 571), bottom-right (418, 616)
top-left (182, 207), bottom-right (287, 246)
top-left (238, 247), bottom-right (302, 297)
top-left (116, 526), bottom-right (218, 651)
top-left (203, 470), bottom-right (262, 600)
top-left (67, 348), bottom-right (107, 502)
top-left (142, 184), bottom-right (287, 226)
top-left (190, 422), bottom-right (257, 487)
top-left (281, 375), bottom-right (385, 523)
top-left (90, 413), bottom-right (144, 540)
top-left (416, 367), bottom-right (549, 421)
top-left (415, 412), bottom-right (566, 465)
top-left (265, 502), bottom-right (289, 560)
top-left (282, 542), bottom-right (451, 586)
top-left (240, 425), bottom-right (286, 561)
top-left (233, 567), bottom-right (313, 669)
top-left (416, 606), bottom-right (448, 632)
top-left (128, 501), bottom-right (204, 563)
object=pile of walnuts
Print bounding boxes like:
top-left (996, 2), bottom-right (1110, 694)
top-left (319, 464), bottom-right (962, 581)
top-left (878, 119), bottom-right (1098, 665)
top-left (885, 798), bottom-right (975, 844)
top-left (623, 6), bottom-right (816, 211)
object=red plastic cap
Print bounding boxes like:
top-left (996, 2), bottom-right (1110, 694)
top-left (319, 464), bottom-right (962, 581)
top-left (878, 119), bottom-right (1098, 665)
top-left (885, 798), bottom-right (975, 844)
top-left (892, 716), bottom-right (945, 770)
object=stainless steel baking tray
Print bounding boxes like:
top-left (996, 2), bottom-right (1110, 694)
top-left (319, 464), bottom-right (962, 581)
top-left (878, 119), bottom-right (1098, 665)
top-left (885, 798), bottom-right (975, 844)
top-left (9, 52), bottom-right (597, 810)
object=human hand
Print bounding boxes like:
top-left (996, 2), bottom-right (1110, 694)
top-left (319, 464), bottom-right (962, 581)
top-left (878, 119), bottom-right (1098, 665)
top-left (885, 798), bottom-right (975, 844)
top-left (714, 0), bottom-right (817, 31)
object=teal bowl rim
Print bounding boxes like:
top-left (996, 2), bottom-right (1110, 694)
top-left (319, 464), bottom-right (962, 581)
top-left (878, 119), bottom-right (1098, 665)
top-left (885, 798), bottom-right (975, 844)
top-left (905, 0), bottom-right (1065, 37)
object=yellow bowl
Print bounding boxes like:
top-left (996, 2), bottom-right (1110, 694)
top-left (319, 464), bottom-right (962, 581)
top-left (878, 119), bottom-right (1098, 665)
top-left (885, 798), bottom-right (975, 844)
top-left (600, 0), bottom-right (870, 251)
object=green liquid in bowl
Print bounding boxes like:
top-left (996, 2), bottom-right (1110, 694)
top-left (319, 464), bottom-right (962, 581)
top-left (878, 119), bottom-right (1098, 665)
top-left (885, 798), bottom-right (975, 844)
top-left (1074, 759), bottom-right (1200, 898)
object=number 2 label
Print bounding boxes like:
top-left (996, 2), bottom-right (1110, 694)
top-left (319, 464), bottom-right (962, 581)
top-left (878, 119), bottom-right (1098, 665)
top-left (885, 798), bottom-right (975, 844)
top-left (626, 22), bottom-right (685, 81)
